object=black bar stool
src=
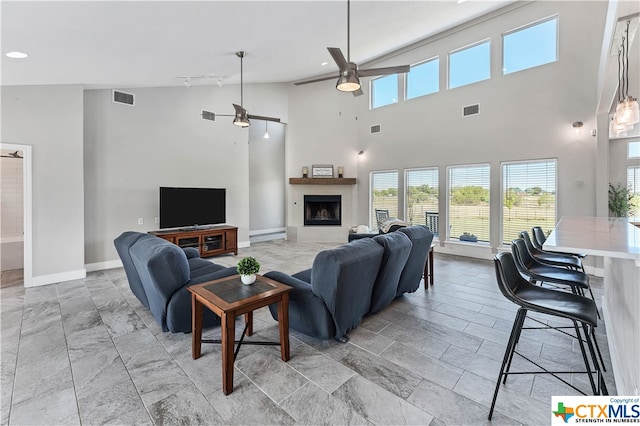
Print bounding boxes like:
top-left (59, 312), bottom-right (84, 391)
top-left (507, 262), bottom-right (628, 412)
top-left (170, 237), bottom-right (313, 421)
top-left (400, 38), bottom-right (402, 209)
top-left (532, 226), bottom-right (586, 260)
top-left (489, 252), bottom-right (607, 420)
top-left (520, 230), bottom-right (582, 270)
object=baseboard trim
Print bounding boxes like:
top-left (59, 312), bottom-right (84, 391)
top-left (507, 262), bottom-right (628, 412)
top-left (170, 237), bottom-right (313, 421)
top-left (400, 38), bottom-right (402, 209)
top-left (30, 269), bottom-right (86, 287)
top-left (238, 240), bottom-right (250, 248)
top-left (86, 260), bottom-right (123, 272)
top-left (249, 227), bottom-right (285, 237)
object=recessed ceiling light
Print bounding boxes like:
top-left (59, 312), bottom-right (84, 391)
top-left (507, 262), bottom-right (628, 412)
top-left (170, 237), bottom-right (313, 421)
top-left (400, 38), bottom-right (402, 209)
top-left (6, 51), bottom-right (28, 59)
top-left (457, 0), bottom-right (467, 3)
top-left (321, 62), bottom-right (328, 66)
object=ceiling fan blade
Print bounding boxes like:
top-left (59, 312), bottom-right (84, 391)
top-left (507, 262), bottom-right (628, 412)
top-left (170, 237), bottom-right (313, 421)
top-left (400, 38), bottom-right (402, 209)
top-left (328, 47), bottom-right (350, 72)
top-left (357, 64), bottom-right (410, 77)
top-left (232, 103), bottom-right (246, 115)
top-left (294, 74), bottom-right (340, 85)
top-left (247, 114), bottom-right (281, 123)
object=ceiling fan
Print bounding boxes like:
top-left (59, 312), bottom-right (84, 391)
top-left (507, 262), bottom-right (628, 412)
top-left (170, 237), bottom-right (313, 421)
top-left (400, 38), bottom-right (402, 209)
top-left (294, 0), bottom-right (410, 96)
top-left (206, 51), bottom-right (280, 127)
top-left (1, 151), bottom-right (23, 159)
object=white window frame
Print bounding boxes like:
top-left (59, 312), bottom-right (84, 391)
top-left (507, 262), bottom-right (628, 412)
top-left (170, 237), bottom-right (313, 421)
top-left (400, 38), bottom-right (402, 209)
top-left (448, 39), bottom-right (491, 90)
top-left (502, 15), bottom-right (559, 76)
top-left (370, 74), bottom-right (399, 109)
top-left (405, 56), bottom-right (440, 101)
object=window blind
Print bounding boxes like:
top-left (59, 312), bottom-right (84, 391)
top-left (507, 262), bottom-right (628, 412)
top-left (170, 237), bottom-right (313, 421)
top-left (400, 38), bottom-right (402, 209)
top-left (371, 171), bottom-right (398, 227)
top-left (405, 168), bottom-right (439, 227)
top-left (448, 164), bottom-right (490, 242)
top-left (502, 159), bottom-right (556, 244)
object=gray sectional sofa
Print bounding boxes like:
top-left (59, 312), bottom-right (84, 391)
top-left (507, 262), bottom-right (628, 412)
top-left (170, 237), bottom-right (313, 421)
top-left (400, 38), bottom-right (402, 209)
top-left (114, 226), bottom-right (433, 339)
top-left (114, 231), bottom-right (237, 333)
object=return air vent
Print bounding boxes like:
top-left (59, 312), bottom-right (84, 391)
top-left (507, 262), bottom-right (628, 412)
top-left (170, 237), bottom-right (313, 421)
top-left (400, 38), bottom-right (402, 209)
top-left (370, 124), bottom-right (381, 134)
top-left (112, 90), bottom-right (135, 106)
top-left (201, 110), bottom-right (216, 121)
top-left (463, 104), bottom-right (479, 116)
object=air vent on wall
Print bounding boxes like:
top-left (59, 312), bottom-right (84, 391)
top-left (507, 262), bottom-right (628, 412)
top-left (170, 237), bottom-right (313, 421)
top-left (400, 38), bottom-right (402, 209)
top-left (201, 110), bottom-right (216, 121)
top-left (112, 90), bottom-right (135, 106)
top-left (370, 124), bottom-right (381, 134)
top-left (463, 104), bottom-right (479, 116)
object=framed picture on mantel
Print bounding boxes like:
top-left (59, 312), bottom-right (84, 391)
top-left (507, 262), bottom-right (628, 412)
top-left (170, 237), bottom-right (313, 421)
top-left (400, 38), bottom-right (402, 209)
top-left (312, 164), bottom-right (334, 178)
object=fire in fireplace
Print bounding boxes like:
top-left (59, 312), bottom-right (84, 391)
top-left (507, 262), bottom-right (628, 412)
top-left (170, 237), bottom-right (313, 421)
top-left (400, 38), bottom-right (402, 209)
top-left (304, 195), bottom-right (341, 226)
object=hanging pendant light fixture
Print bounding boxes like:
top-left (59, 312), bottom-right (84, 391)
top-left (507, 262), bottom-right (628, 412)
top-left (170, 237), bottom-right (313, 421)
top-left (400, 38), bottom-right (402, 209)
top-left (263, 121), bottom-right (270, 139)
top-left (612, 20), bottom-right (639, 136)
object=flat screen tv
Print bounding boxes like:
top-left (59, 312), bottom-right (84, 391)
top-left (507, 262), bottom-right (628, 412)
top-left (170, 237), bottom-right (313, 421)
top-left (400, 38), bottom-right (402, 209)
top-left (159, 187), bottom-right (226, 229)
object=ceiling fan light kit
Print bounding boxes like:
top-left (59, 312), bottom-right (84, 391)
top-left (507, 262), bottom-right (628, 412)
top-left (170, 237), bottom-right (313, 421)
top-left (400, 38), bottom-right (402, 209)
top-left (295, 0), bottom-right (409, 96)
top-left (336, 71), bottom-right (361, 92)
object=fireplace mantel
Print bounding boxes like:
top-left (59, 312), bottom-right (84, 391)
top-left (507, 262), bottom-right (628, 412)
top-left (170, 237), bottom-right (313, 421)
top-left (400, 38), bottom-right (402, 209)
top-left (289, 178), bottom-right (356, 185)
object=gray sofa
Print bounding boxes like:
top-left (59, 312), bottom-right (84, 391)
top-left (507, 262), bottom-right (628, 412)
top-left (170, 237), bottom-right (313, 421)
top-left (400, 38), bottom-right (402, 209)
top-left (265, 226), bottom-right (433, 341)
top-left (114, 231), bottom-right (237, 333)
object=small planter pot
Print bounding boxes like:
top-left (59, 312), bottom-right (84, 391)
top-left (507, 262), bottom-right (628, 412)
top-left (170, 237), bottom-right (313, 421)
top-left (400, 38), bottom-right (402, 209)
top-left (240, 274), bottom-right (256, 285)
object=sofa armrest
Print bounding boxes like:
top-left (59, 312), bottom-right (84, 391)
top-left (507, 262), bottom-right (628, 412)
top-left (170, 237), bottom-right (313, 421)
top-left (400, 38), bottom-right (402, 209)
top-left (188, 266), bottom-right (238, 286)
top-left (182, 247), bottom-right (200, 259)
top-left (264, 271), bottom-right (314, 301)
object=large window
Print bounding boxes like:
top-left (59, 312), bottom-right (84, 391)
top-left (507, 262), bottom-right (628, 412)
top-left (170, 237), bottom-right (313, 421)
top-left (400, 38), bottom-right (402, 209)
top-left (370, 170), bottom-right (399, 227)
top-left (628, 141), bottom-right (640, 158)
top-left (405, 168), bottom-right (439, 235)
top-left (502, 160), bottom-right (557, 244)
top-left (503, 17), bottom-right (558, 75)
top-left (406, 58), bottom-right (439, 100)
top-left (448, 40), bottom-right (490, 89)
top-left (448, 164), bottom-right (490, 242)
top-left (371, 74), bottom-right (398, 109)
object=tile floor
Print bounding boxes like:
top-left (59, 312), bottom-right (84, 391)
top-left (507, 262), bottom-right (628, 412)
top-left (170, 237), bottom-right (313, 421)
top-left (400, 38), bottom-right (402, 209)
top-left (0, 240), bottom-right (615, 425)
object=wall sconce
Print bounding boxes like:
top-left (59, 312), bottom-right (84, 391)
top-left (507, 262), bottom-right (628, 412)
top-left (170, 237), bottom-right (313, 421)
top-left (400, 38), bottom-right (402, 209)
top-left (572, 121), bottom-right (583, 135)
top-left (358, 150), bottom-right (364, 156)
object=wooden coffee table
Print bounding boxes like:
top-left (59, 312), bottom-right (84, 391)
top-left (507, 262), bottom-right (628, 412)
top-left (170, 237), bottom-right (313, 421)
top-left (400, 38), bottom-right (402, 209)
top-left (188, 274), bottom-right (292, 395)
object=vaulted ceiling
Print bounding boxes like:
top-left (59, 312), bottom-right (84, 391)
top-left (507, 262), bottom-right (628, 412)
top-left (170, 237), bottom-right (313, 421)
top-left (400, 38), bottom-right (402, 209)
top-left (1, 1), bottom-right (515, 89)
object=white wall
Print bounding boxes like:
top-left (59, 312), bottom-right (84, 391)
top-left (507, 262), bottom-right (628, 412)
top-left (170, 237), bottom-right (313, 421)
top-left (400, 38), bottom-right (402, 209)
top-left (248, 121), bottom-right (286, 233)
top-left (1, 85), bottom-right (85, 283)
top-left (83, 83), bottom-right (288, 267)
top-left (287, 0), bottom-right (607, 257)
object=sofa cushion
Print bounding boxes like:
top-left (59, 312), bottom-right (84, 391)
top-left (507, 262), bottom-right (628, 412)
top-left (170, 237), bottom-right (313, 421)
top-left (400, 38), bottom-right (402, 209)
top-left (370, 232), bottom-right (412, 314)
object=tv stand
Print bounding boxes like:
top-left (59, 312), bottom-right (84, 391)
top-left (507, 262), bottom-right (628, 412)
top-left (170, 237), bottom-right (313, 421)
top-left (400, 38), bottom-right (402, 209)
top-left (149, 225), bottom-right (238, 257)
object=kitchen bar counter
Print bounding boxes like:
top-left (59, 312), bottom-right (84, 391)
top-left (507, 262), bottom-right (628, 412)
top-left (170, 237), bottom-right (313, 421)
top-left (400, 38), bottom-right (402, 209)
top-left (545, 216), bottom-right (640, 395)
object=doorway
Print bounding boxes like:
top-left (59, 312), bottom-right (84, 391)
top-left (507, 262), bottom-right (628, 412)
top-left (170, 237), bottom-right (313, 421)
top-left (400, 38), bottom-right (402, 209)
top-left (0, 143), bottom-right (32, 287)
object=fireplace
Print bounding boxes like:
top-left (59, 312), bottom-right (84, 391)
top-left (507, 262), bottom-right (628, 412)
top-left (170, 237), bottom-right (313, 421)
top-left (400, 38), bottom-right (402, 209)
top-left (304, 195), bottom-right (341, 226)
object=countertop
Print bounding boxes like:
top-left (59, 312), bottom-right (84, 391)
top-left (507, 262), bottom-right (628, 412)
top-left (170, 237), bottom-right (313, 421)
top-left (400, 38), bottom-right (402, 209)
top-left (544, 216), bottom-right (640, 260)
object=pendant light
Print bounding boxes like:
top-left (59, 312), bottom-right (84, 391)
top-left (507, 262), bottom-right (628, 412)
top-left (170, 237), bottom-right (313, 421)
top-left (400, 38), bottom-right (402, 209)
top-left (613, 20), bottom-right (639, 136)
top-left (263, 121), bottom-right (270, 139)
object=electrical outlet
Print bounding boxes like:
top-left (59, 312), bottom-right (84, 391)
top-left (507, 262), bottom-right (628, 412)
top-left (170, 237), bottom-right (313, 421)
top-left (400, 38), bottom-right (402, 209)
top-left (154, 217), bottom-right (160, 224)
top-left (138, 218), bottom-right (144, 225)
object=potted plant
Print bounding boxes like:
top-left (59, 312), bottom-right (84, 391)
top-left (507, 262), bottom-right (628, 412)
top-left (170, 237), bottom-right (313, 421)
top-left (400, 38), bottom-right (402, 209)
top-left (237, 256), bottom-right (260, 285)
top-left (608, 183), bottom-right (632, 217)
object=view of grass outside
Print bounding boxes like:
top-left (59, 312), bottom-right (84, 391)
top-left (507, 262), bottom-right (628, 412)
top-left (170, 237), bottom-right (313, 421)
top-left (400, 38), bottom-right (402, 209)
top-left (371, 171), bottom-right (398, 227)
top-left (502, 160), bottom-right (556, 244)
top-left (406, 168), bottom-right (439, 227)
top-left (502, 190), bottom-right (556, 244)
top-left (449, 165), bottom-right (490, 242)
